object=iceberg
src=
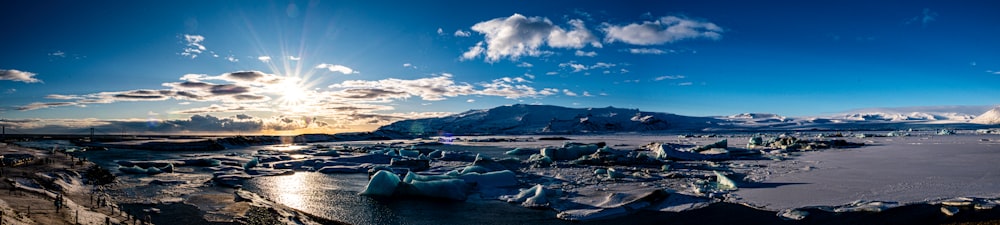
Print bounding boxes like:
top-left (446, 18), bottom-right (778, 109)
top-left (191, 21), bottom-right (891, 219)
top-left (691, 139), bottom-right (727, 152)
top-left (504, 148), bottom-right (535, 155)
top-left (540, 143), bottom-right (600, 161)
top-left (500, 184), bottom-right (550, 208)
top-left (243, 157), bottom-right (259, 170)
top-left (398, 178), bottom-right (469, 201)
top-left (398, 149), bottom-right (421, 158)
top-left (713, 171), bottom-right (738, 191)
top-left (458, 170), bottom-right (517, 188)
top-left (360, 170), bottom-right (401, 197)
top-left (778, 209), bottom-right (809, 220)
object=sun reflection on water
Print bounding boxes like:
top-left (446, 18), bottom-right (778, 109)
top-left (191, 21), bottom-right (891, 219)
top-left (271, 172), bottom-right (309, 209)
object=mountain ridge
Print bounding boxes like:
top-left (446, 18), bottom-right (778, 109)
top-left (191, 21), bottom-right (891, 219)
top-left (375, 104), bottom-right (1000, 137)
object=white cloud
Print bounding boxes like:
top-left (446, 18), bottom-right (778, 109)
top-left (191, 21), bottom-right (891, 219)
top-left (461, 41), bottom-right (485, 61)
top-left (49, 51), bottom-right (66, 57)
top-left (0, 69), bottom-right (43, 83)
top-left (4, 88), bottom-right (15, 94)
top-left (582, 91), bottom-right (592, 97)
top-left (603, 16), bottom-right (723, 45)
top-left (403, 63), bottom-right (414, 68)
top-left (517, 62), bottom-right (533, 67)
top-left (466, 99), bottom-right (475, 103)
top-left (558, 62), bottom-right (617, 73)
top-left (16, 102), bottom-right (78, 111)
top-left (523, 73), bottom-right (535, 79)
top-left (257, 56), bottom-right (271, 63)
top-left (591, 62), bottom-right (615, 69)
top-left (546, 71), bottom-right (559, 75)
top-left (462, 14), bottom-right (601, 62)
top-left (180, 34), bottom-right (207, 58)
top-left (678, 82), bottom-right (694, 86)
top-left (559, 62), bottom-right (588, 72)
top-left (563, 89), bottom-right (578, 96)
top-left (225, 55), bottom-right (239, 62)
top-left (654, 75), bottom-right (685, 81)
top-left (478, 77), bottom-right (553, 99)
top-left (329, 73), bottom-right (476, 101)
top-left (628, 48), bottom-right (668, 54)
top-left (454, 29), bottom-right (471, 37)
top-left (437, 28), bottom-right (444, 35)
top-left (316, 64), bottom-right (358, 74)
top-left (906, 8), bottom-right (938, 27)
top-left (539, 88), bottom-right (559, 95)
top-left (575, 50), bottom-right (597, 57)
top-left (289, 56), bottom-right (301, 61)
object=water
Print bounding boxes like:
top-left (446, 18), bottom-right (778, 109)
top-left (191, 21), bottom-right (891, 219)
top-left (241, 172), bottom-right (573, 225)
top-left (72, 144), bottom-right (572, 225)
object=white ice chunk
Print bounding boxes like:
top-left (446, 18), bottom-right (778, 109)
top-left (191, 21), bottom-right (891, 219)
top-left (360, 170), bottom-right (401, 197)
top-left (402, 178), bottom-right (469, 201)
top-left (244, 157), bottom-right (259, 170)
top-left (501, 184), bottom-right (550, 208)
top-left (778, 209), bottom-right (809, 220)
top-left (399, 149), bottom-right (420, 158)
top-left (941, 206), bottom-right (959, 216)
top-left (714, 171), bottom-right (738, 191)
top-left (458, 170), bottom-right (517, 188)
top-left (556, 208), bottom-right (626, 221)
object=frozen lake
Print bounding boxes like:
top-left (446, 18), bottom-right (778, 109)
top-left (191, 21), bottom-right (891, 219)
top-left (735, 135), bottom-right (1000, 210)
top-left (72, 132), bottom-right (1000, 224)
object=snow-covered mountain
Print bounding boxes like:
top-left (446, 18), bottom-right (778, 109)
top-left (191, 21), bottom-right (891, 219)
top-left (374, 104), bottom-right (999, 137)
top-left (833, 112), bottom-right (976, 122)
top-left (376, 104), bottom-right (720, 136)
top-left (972, 106), bottom-right (1000, 124)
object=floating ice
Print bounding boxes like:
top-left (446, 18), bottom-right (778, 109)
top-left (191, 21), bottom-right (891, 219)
top-left (399, 149), bottom-right (421, 158)
top-left (941, 206), bottom-right (959, 216)
top-left (504, 148), bottom-right (535, 155)
top-left (556, 189), bottom-right (668, 221)
top-left (778, 209), bottom-right (809, 220)
top-left (829, 200), bottom-right (899, 213)
top-left (360, 170), bottom-right (401, 197)
top-left (713, 171), bottom-right (738, 191)
top-left (501, 184), bottom-right (551, 208)
top-left (243, 157), bottom-right (259, 170)
top-left (691, 139), bottom-right (727, 152)
top-left (540, 143), bottom-right (600, 161)
top-left (399, 178), bottom-right (469, 201)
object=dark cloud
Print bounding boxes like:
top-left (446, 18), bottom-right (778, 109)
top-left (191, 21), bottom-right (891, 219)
top-left (336, 88), bottom-right (408, 100)
top-left (232, 94), bottom-right (267, 101)
top-left (209, 84), bottom-right (250, 95)
top-left (16, 102), bottom-right (77, 111)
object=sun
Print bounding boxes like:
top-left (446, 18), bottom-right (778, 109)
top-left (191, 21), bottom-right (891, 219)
top-left (275, 78), bottom-right (313, 111)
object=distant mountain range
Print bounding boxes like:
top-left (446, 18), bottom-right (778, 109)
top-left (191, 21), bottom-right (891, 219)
top-left (376, 104), bottom-right (1000, 137)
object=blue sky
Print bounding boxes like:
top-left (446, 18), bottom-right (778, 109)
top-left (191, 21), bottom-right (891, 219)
top-left (1, 0), bottom-right (998, 134)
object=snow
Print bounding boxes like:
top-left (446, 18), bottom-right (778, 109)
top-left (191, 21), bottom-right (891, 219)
top-left (734, 135), bottom-right (1000, 211)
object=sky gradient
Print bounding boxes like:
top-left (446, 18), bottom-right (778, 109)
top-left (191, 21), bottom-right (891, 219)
top-left (1, 0), bottom-right (999, 134)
